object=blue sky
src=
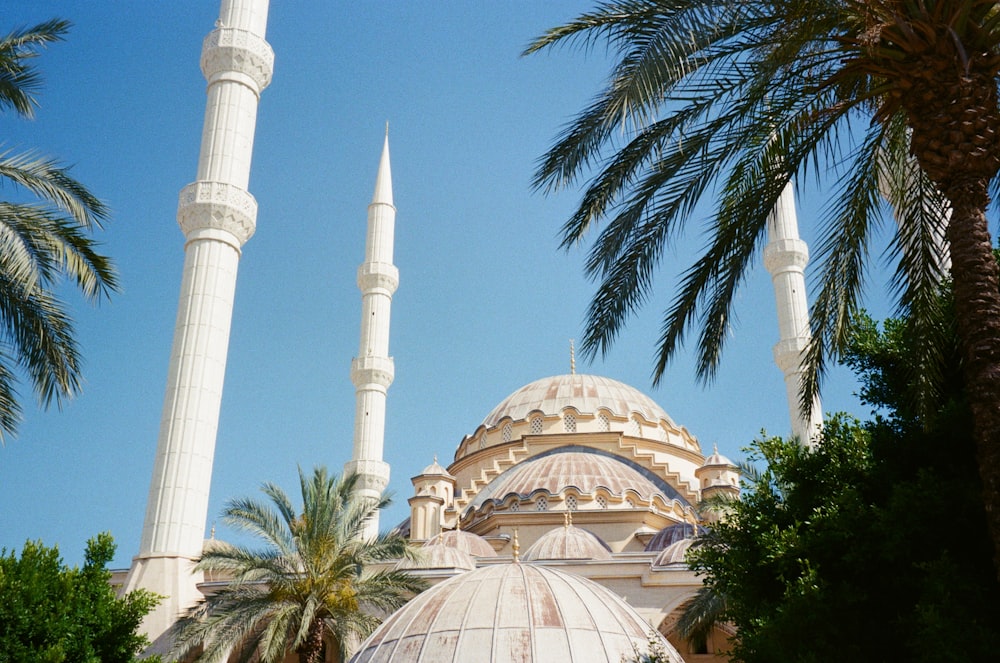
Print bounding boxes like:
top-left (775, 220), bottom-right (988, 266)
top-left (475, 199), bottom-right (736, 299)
top-left (1, 2), bottom-right (891, 568)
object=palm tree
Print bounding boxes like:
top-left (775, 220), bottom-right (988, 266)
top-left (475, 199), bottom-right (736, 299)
top-left (525, 1), bottom-right (1000, 577)
top-left (169, 467), bottom-right (426, 663)
top-left (0, 19), bottom-right (116, 439)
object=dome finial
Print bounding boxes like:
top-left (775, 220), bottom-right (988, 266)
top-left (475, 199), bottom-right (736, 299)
top-left (570, 339), bottom-right (576, 375)
top-left (512, 529), bottom-right (520, 563)
top-left (564, 511), bottom-right (571, 528)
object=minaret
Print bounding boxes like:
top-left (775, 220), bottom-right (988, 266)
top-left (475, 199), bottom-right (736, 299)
top-left (125, 0), bottom-right (273, 641)
top-left (763, 184), bottom-right (823, 445)
top-left (345, 131), bottom-right (397, 539)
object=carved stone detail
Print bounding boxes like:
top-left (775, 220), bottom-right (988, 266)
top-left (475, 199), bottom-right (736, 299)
top-left (763, 237), bottom-right (810, 272)
top-left (344, 459), bottom-right (390, 493)
top-left (351, 355), bottom-right (395, 389)
top-left (357, 262), bottom-right (399, 294)
top-left (177, 181), bottom-right (257, 245)
top-left (201, 28), bottom-right (274, 92)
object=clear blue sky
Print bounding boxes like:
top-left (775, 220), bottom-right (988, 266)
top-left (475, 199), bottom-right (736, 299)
top-left (1, 1), bottom-right (890, 568)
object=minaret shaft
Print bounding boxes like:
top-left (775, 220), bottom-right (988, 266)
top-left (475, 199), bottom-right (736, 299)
top-left (127, 0), bottom-right (273, 643)
top-left (764, 183), bottom-right (823, 444)
top-left (346, 135), bottom-right (397, 539)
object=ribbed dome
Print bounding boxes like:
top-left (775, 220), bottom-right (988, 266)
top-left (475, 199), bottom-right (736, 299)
top-left (396, 544), bottom-right (476, 571)
top-left (651, 538), bottom-right (696, 568)
top-left (468, 446), bottom-right (685, 511)
top-left (350, 563), bottom-right (683, 663)
top-left (425, 530), bottom-right (497, 558)
top-left (481, 374), bottom-right (675, 428)
top-left (522, 523), bottom-right (611, 562)
top-left (644, 523), bottom-right (705, 552)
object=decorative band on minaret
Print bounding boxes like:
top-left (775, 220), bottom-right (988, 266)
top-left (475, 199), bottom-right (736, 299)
top-left (763, 184), bottom-right (823, 445)
top-left (126, 0), bottom-right (272, 643)
top-left (345, 132), bottom-right (397, 540)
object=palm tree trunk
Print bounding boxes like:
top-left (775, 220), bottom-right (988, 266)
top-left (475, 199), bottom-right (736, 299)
top-left (298, 620), bottom-right (326, 663)
top-left (944, 186), bottom-right (1000, 582)
top-left (903, 55), bottom-right (1000, 581)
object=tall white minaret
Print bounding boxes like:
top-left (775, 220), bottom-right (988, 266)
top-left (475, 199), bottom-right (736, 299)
top-left (345, 131), bottom-right (397, 539)
top-left (125, 0), bottom-right (273, 641)
top-left (763, 184), bottom-right (823, 445)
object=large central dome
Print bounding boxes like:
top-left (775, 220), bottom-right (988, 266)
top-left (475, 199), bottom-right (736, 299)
top-left (481, 374), bottom-right (674, 428)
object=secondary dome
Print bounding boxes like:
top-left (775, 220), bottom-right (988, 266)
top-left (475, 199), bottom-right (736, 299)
top-left (468, 446), bottom-right (687, 511)
top-left (644, 523), bottom-right (706, 552)
top-left (522, 522), bottom-right (611, 562)
top-left (350, 563), bottom-right (683, 663)
top-left (396, 544), bottom-right (476, 571)
top-left (425, 529), bottom-right (497, 558)
top-left (481, 373), bottom-right (675, 428)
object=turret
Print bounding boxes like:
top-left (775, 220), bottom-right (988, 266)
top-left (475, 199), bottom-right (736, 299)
top-left (345, 131), bottom-right (398, 538)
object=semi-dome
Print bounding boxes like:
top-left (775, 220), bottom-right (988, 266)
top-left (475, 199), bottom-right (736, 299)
top-left (651, 538), bottom-right (697, 568)
top-left (350, 563), bottom-right (683, 663)
top-left (481, 373), bottom-right (675, 428)
top-left (522, 520), bottom-right (612, 562)
top-left (644, 522), bottom-right (706, 552)
top-left (396, 544), bottom-right (476, 571)
top-left (425, 529), bottom-right (497, 558)
top-left (468, 446), bottom-right (688, 511)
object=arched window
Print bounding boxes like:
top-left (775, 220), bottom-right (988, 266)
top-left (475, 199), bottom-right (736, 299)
top-left (502, 422), bottom-right (512, 443)
top-left (530, 417), bottom-right (543, 435)
top-left (564, 412), bottom-right (577, 433)
top-left (598, 412), bottom-right (610, 432)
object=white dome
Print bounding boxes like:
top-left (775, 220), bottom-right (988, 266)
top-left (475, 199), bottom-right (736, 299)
top-left (396, 544), bottom-right (476, 571)
top-left (425, 530), bottom-right (497, 558)
top-left (522, 523), bottom-right (611, 562)
top-left (481, 374), bottom-right (675, 429)
top-left (350, 563), bottom-right (683, 663)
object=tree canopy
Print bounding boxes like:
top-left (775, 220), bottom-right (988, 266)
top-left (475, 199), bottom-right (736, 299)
top-left (0, 533), bottom-right (159, 663)
top-left (688, 313), bottom-right (1000, 661)
top-left (0, 19), bottom-right (117, 440)
top-left (170, 467), bottom-right (426, 663)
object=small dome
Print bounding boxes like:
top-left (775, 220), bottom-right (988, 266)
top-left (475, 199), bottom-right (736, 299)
top-left (425, 530), bottom-right (497, 558)
top-left (350, 563), bottom-right (683, 663)
top-left (701, 444), bottom-right (736, 468)
top-left (644, 523), bottom-right (705, 552)
top-left (468, 446), bottom-right (687, 511)
top-left (651, 538), bottom-right (696, 568)
top-left (522, 522), bottom-right (611, 562)
top-left (396, 544), bottom-right (476, 571)
top-left (481, 373), bottom-right (676, 429)
top-left (419, 456), bottom-right (453, 478)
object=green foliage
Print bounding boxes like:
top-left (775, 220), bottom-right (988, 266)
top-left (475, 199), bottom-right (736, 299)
top-left (0, 19), bottom-right (117, 440)
top-left (170, 467), bottom-right (427, 663)
top-left (688, 317), bottom-right (1000, 662)
top-left (0, 533), bottom-right (160, 662)
top-left (622, 631), bottom-right (680, 663)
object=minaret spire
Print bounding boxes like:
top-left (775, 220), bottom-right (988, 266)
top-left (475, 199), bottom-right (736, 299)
top-left (763, 183), bottom-right (823, 445)
top-left (345, 132), bottom-right (398, 539)
top-left (126, 0), bottom-right (273, 642)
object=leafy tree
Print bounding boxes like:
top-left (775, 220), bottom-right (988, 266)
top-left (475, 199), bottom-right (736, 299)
top-left (0, 533), bottom-right (160, 662)
top-left (687, 314), bottom-right (1000, 661)
top-left (170, 468), bottom-right (427, 663)
top-left (526, 1), bottom-right (1000, 573)
top-left (0, 19), bottom-right (117, 440)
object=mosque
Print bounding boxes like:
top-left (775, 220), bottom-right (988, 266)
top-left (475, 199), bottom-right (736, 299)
top-left (119, 1), bottom-right (821, 661)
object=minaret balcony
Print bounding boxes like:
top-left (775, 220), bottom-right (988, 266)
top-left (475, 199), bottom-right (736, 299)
top-left (201, 27), bottom-right (274, 93)
top-left (177, 181), bottom-right (257, 246)
top-left (763, 237), bottom-right (810, 273)
top-left (357, 262), bottom-right (399, 294)
top-left (351, 355), bottom-right (395, 388)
